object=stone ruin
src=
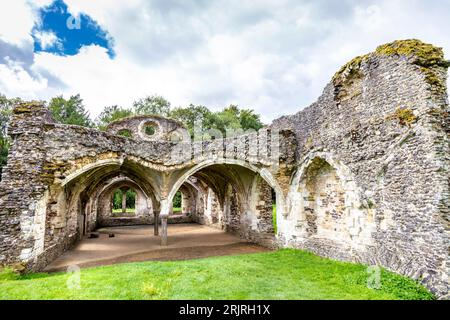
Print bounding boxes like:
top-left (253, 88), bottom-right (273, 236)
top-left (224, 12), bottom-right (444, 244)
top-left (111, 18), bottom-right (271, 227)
top-left (0, 40), bottom-right (448, 298)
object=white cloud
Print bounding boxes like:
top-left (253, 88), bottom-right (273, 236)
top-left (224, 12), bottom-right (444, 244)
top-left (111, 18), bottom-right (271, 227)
top-left (0, 57), bottom-right (48, 98)
top-left (0, 0), bottom-right (449, 123)
top-left (33, 30), bottom-right (61, 50)
top-left (0, 0), bottom-right (35, 47)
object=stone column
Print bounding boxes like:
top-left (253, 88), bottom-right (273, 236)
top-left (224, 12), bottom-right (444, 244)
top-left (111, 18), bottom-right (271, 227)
top-left (159, 199), bottom-right (170, 245)
top-left (161, 217), bottom-right (168, 245)
top-left (154, 211), bottom-right (159, 236)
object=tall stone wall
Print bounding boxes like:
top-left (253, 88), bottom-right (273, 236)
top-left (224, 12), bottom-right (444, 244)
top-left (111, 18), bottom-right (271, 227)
top-left (273, 40), bottom-right (450, 297)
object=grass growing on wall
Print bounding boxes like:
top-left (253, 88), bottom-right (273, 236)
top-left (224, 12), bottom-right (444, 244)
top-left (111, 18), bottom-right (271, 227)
top-left (0, 249), bottom-right (433, 300)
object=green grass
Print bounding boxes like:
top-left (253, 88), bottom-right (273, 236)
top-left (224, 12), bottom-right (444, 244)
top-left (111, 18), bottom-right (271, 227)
top-left (112, 208), bottom-right (135, 213)
top-left (0, 249), bottom-right (433, 300)
top-left (172, 207), bottom-right (182, 213)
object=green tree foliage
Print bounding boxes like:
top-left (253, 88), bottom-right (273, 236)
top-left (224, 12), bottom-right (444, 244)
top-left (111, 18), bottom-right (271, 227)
top-left (46, 93), bottom-right (265, 140)
top-left (112, 190), bottom-right (121, 209)
top-left (169, 104), bottom-right (264, 137)
top-left (0, 94), bottom-right (22, 180)
top-left (172, 191), bottom-right (182, 209)
top-left (169, 104), bottom-right (212, 135)
top-left (48, 94), bottom-right (93, 127)
top-left (206, 104), bottom-right (263, 135)
top-left (133, 94), bottom-right (171, 116)
top-left (96, 105), bottom-right (133, 130)
top-left (0, 136), bottom-right (9, 180)
top-left (112, 189), bottom-right (137, 210)
top-left (238, 108), bottom-right (264, 131)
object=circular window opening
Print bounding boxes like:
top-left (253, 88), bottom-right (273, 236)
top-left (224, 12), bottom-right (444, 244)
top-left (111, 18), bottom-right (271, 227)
top-left (144, 123), bottom-right (157, 136)
top-left (118, 129), bottom-right (132, 138)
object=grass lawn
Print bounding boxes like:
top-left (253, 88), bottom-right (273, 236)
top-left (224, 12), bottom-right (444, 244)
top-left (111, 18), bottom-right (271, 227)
top-left (0, 249), bottom-right (433, 300)
top-left (112, 208), bottom-right (135, 213)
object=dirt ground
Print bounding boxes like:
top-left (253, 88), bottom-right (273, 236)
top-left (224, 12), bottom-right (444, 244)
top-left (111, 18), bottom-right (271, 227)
top-left (44, 224), bottom-right (271, 272)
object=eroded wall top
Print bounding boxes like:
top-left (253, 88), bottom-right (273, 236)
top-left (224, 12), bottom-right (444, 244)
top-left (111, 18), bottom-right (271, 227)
top-left (106, 114), bottom-right (190, 142)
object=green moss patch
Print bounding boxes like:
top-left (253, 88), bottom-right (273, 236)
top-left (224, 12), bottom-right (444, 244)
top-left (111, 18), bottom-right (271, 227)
top-left (387, 108), bottom-right (418, 127)
top-left (333, 39), bottom-right (449, 94)
top-left (375, 39), bottom-right (448, 67)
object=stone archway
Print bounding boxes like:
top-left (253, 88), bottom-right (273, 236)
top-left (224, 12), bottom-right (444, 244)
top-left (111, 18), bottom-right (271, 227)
top-left (96, 177), bottom-right (153, 227)
top-left (160, 159), bottom-right (285, 246)
top-left (281, 151), bottom-right (376, 255)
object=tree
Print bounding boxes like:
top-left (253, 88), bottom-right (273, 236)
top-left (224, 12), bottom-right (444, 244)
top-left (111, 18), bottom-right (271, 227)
top-left (48, 94), bottom-right (92, 127)
top-left (96, 105), bottom-right (133, 130)
top-left (133, 95), bottom-right (171, 116)
top-left (169, 104), bottom-right (212, 135)
top-left (172, 191), bottom-right (182, 209)
top-left (238, 108), bottom-right (263, 131)
top-left (0, 94), bottom-right (22, 180)
top-left (211, 105), bottom-right (242, 134)
top-left (203, 105), bottom-right (264, 137)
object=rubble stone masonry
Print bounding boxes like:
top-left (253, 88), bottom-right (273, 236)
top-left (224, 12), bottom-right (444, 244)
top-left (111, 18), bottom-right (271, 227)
top-left (0, 40), bottom-right (448, 298)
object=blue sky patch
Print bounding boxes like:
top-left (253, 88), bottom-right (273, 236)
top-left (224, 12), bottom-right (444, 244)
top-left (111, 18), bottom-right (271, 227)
top-left (32, 0), bottom-right (115, 58)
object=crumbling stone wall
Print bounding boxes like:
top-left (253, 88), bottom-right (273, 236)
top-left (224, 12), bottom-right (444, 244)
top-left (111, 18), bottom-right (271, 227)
top-left (0, 39), bottom-right (448, 298)
top-left (0, 102), bottom-right (290, 270)
top-left (273, 40), bottom-right (450, 297)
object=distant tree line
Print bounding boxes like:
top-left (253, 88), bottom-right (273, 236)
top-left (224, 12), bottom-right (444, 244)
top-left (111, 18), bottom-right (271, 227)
top-left (112, 189), bottom-right (136, 210)
top-left (0, 93), bottom-right (264, 180)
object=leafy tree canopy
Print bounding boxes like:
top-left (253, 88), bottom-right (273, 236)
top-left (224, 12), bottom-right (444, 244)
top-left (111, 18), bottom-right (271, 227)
top-left (0, 94), bottom-right (21, 136)
top-left (48, 94), bottom-right (92, 127)
top-left (96, 105), bottom-right (133, 130)
top-left (133, 94), bottom-right (171, 116)
top-left (97, 97), bottom-right (264, 138)
top-left (0, 94), bottom-right (22, 180)
top-left (169, 104), bottom-right (212, 134)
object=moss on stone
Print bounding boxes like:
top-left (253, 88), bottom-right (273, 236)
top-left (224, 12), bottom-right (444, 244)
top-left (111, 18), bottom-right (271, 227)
top-left (420, 67), bottom-right (447, 94)
top-left (333, 54), bottom-right (369, 83)
top-left (333, 39), bottom-right (449, 94)
top-left (375, 40), bottom-right (448, 94)
top-left (387, 108), bottom-right (418, 127)
top-left (12, 107), bottom-right (32, 114)
top-left (375, 39), bottom-right (448, 67)
top-left (12, 102), bottom-right (45, 114)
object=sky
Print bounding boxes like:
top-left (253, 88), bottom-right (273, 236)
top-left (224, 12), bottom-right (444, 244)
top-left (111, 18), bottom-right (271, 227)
top-left (0, 0), bottom-right (449, 123)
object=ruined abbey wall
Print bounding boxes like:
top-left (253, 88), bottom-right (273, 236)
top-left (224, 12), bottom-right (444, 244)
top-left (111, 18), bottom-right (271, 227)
top-left (272, 40), bottom-right (450, 297)
top-left (0, 40), bottom-right (448, 298)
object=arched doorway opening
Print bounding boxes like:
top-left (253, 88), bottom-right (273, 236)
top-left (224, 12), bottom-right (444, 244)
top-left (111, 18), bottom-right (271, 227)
top-left (46, 159), bottom-right (160, 249)
top-left (297, 157), bottom-right (347, 239)
top-left (290, 153), bottom-right (376, 249)
top-left (162, 160), bottom-right (284, 246)
top-left (172, 190), bottom-right (182, 213)
top-left (112, 187), bottom-right (137, 216)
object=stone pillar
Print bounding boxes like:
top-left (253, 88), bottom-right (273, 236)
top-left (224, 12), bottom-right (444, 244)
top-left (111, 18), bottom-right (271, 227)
top-left (161, 217), bottom-right (168, 245)
top-left (159, 199), bottom-right (170, 246)
top-left (154, 211), bottom-right (159, 236)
